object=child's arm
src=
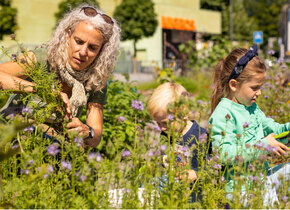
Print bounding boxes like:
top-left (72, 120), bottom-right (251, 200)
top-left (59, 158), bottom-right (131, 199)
top-left (177, 169), bottom-right (198, 182)
top-left (209, 114), bottom-right (269, 164)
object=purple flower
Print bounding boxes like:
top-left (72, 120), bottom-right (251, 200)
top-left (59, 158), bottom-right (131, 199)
top-left (47, 165), bottom-right (54, 174)
top-left (47, 144), bottom-right (60, 156)
top-left (277, 57), bottom-right (284, 64)
top-left (96, 154), bottom-right (102, 162)
top-left (248, 163), bottom-right (254, 171)
top-left (248, 175), bottom-right (253, 180)
top-left (281, 64), bottom-right (287, 69)
top-left (197, 100), bottom-right (204, 106)
top-left (282, 196), bottom-right (288, 203)
top-left (11, 54), bottom-right (17, 61)
top-left (259, 172), bottom-right (263, 177)
top-left (168, 114), bottom-right (174, 121)
top-left (243, 122), bottom-right (249, 128)
top-left (199, 133), bottom-right (207, 143)
top-left (117, 116), bottom-right (125, 122)
top-left (122, 149), bottom-right (131, 157)
top-left (160, 144), bottom-right (167, 152)
top-left (21, 169), bottom-right (30, 175)
top-left (213, 164), bottom-right (222, 170)
top-left (213, 155), bottom-right (219, 162)
top-left (12, 143), bottom-right (19, 149)
top-left (24, 126), bottom-right (34, 132)
top-left (147, 150), bottom-right (154, 157)
top-left (267, 49), bottom-right (275, 55)
top-left (154, 124), bottom-right (161, 132)
top-left (253, 176), bottom-right (258, 182)
top-left (79, 175), bottom-right (87, 182)
top-left (181, 146), bottom-right (189, 152)
top-left (88, 152), bottom-right (96, 160)
top-left (264, 95), bottom-right (269, 99)
top-left (61, 161), bottom-right (72, 171)
top-left (131, 100), bottom-right (144, 111)
top-left (74, 137), bottom-right (83, 147)
top-left (22, 106), bottom-right (32, 114)
top-left (221, 176), bottom-right (225, 182)
top-left (27, 159), bottom-right (34, 165)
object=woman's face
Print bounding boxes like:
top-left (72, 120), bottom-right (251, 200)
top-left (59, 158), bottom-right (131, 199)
top-left (67, 21), bottom-right (104, 71)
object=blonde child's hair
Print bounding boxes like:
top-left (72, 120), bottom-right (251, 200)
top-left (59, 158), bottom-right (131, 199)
top-left (148, 82), bottom-right (188, 122)
top-left (211, 47), bottom-right (266, 113)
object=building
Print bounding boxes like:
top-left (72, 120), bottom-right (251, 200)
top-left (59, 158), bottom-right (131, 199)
top-left (0, 0), bottom-right (221, 72)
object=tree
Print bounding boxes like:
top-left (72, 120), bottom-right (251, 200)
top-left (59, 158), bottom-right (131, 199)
top-left (0, 0), bottom-right (17, 40)
top-left (113, 0), bottom-right (158, 73)
top-left (244, 0), bottom-right (287, 47)
top-left (55, 0), bottom-right (99, 22)
top-left (201, 0), bottom-right (257, 42)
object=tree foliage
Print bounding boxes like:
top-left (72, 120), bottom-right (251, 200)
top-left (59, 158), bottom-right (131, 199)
top-left (113, 0), bottom-right (158, 56)
top-left (201, 0), bottom-right (257, 42)
top-left (244, 0), bottom-right (287, 46)
top-left (55, 0), bottom-right (100, 22)
top-left (0, 0), bottom-right (17, 40)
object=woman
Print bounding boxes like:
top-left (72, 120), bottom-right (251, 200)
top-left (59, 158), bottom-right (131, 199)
top-left (0, 4), bottom-right (121, 147)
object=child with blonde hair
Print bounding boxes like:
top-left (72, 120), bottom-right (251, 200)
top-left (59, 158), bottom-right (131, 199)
top-left (209, 44), bottom-right (290, 206)
top-left (148, 82), bottom-right (209, 201)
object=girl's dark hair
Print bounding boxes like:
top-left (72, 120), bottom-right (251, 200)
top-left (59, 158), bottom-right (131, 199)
top-left (211, 48), bottom-right (266, 113)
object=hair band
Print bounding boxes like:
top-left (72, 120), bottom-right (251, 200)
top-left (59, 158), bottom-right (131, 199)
top-left (227, 44), bottom-right (258, 83)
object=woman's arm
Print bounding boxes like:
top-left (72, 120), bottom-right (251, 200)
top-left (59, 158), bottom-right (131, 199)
top-left (85, 102), bottom-right (103, 147)
top-left (0, 52), bottom-right (36, 92)
top-left (67, 102), bottom-right (103, 148)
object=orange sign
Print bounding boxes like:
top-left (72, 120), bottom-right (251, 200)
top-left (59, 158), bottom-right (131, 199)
top-left (162, 16), bottom-right (195, 31)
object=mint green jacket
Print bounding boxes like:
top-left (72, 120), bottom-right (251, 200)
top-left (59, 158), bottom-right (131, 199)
top-left (209, 98), bottom-right (290, 165)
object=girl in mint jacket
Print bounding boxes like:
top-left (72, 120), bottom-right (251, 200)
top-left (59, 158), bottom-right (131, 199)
top-left (208, 45), bottom-right (289, 207)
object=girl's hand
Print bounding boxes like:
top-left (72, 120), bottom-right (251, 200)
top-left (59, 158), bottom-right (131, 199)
top-left (177, 169), bottom-right (198, 182)
top-left (266, 133), bottom-right (290, 156)
top-left (59, 91), bottom-right (72, 119)
top-left (67, 117), bottom-right (90, 138)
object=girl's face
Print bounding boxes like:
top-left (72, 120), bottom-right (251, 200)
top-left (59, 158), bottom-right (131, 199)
top-left (231, 72), bottom-right (266, 107)
top-left (67, 21), bottom-right (104, 71)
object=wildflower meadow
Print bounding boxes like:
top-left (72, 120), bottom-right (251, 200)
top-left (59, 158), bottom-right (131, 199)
top-left (0, 43), bottom-right (289, 209)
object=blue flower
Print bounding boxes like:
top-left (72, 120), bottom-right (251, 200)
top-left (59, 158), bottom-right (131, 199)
top-left (122, 149), bottom-right (131, 157)
top-left (154, 124), bottom-right (161, 132)
top-left (117, 116), bottom-right (125, 122)
top-left (47, 165), bottom-right (54, 174)
top-left (168, 114), bottom-right (174, 121)
top-left (267, 49), bottom-right (275, 55)
top-left (147, 150), bottom-right (154, 157)
top-left (213, 164), bottom-right (222, 170)
top-left (96, 154), bottom-right (102, 162)
top-left (47, 144), bottom-right (60, 156)
top-left (160, 144), bottom-right (167, 152)
top-left (22, 106), bottom-right (32, 114)
top-left (131, 100), bottom-right (144, 111)
top-left (88, 152), bottom-right (96, 160)
top-left (79, 175), bottom-right (87, 182)
top-left (61, 161), bottom-right (72, 171)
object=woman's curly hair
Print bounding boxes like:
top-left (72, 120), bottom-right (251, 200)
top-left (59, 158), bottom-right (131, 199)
top-left (47, 4), bottom-right (121, 92)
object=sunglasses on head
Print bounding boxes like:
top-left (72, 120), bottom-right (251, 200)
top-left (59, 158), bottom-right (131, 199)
top-left (81, 7), bottom-right (114, 25)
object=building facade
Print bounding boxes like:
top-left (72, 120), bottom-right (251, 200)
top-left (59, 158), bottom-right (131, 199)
top-left (0, 0), bottom-right (221, 71)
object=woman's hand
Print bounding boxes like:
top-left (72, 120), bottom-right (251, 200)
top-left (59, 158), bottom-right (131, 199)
top-left (67, 117), bottom-right (90, 138)
top-left (266, 133), bottom-right (290, 156)
top-left (59, 91), bottom-right (72, 119)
